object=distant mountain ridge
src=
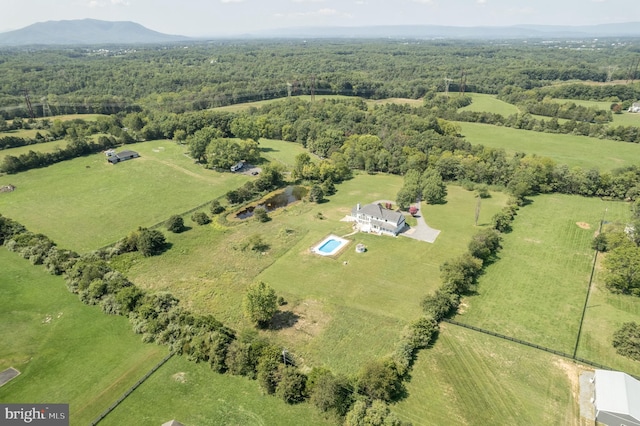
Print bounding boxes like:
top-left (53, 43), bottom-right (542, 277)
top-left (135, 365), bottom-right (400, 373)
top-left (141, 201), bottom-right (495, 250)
top-left (248, 22), bottom-right (640, 39)
top-left (0, 19), bottom-right (189, 46)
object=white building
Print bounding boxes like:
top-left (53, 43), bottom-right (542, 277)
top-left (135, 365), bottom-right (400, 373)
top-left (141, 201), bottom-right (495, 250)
top-left (628, 102), bottom-right (640, 113)
top-left (351, 203), bottom-right (406, 236)
top-left (593, 369), bottom-right (640, 426)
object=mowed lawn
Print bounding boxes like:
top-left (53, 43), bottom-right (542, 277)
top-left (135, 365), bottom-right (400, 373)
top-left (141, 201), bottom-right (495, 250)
top-left (459, 93), bottom-right (521, 116)
top-left (260, 138), bottom-right (313, 168)
top-left (122, 175), bottom-right (508, 373)
top-left (0, 249), bottom-right (167, 426)
top-left (393, 324), bottom-right (579, 425)
top-left (457, 122), bottom-right (640, 171)
top-left (0, 140), bottom-right (250, 252)
top-left (101, 354), bottom-right (332, 426)
top-left (456, 194), bottom-right (631, 354)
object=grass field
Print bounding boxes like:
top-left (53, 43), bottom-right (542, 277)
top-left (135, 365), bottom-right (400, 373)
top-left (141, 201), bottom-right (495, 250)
top-left (0, 248), bottom-right (167, 426)
top-left (122, 174), bottom-right (508, 373)
top-left (393, 324), bottom-right (579, 425)
top-left (260, 138), bottom-right (313, 168)
top-left (0, 139), bottom-right (67, 162)
top-left (455, 194), bottom-right (637, 359)
top-left (457, 122), bottom-right (640, 171)
top-left (553, 98), bottom-right (640, 126)
top-left (0, 140), bottom-right (250, 252)
top-left (101, 354), bottom-right (332, 426)
top-left (459, 93), bottom-right (521, 116)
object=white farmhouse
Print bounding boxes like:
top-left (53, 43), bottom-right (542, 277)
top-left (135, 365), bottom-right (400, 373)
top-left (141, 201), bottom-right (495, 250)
top-left (351, 203), bottom-right (406, 236)
top-left (628, 102), bottom-right (640, 113)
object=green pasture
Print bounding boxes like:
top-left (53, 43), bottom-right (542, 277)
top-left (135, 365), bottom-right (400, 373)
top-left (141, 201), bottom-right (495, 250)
top-left (0, 249), bottom-right (167, 426)
top-left (457, 122), bottom-right (640, 171)
top-left (260, 138), bottom-right (312, 168)
top-left (576, 201), bottom-right (640, 376)
top-left (123, 174), bottom-right (508, 373)
top-left (101, 354), bottom-right (332, 426)
top-left (455, 194), bottom-right (633, 355)
top-left (393, 324), bottom-right (578, 425)
top-left (459, 93), bottom-right (521, 116)
top-left (553, 98), bottom-right (640, 126)
top-left (0, 140), bottom-right (66, 161)
top-left (0, 128), bottom-right (49, 139)
top-left (0, 140), bottom-right (250, 252)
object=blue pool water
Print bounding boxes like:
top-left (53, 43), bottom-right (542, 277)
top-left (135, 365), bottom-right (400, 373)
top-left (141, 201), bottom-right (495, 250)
top-left (318, 239), bottom-right (341, 253)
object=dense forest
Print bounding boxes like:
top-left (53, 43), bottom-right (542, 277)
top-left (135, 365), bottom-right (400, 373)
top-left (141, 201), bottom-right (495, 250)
top-left (1, 38), bottom-right (640, 117)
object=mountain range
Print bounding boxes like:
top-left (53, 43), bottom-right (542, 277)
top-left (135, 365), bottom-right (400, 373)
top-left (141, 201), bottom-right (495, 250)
top-left (0, 19), bottom-right (189, 46)
top-left (1, 19), bottom-right (640, 46)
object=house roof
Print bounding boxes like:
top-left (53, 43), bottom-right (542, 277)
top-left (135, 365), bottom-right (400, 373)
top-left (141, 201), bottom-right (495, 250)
top-left (594, 369), bottom-right (640, 421)
top-left (355, 203), bottom-right (404, 225)
top-left (117, 150), bottom-right (139, 158)
top-left (161, 420), bottom-right (184, 426)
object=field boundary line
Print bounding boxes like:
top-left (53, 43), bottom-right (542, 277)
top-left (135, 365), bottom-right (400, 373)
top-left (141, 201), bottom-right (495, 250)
top-left (442, 319), bottom-right (640, 381)
top-left (572, 208), bottom-right (606, 358)
top-left (89, 351), bottom-right (174, 426)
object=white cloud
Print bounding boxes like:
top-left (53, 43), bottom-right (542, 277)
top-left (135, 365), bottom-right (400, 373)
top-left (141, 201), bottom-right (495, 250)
top-left (411, 0), bottom-right (435, 4)
top-left (477, 0), bottom-right (487, 4)
top-left (221, 0), bottom-right (244, 3)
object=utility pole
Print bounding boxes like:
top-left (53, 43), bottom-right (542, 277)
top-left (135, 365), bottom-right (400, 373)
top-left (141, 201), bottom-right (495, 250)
top-left (287, 82), bottom-right (293, 98)
top-left (443, 76), bottom-right (453, 96)
top-left (459, 69), bottom-right (467, 96)
top-left (23, 89), bottom-right (35, 119)
top-left (310, 75), bottom-right (316, 102)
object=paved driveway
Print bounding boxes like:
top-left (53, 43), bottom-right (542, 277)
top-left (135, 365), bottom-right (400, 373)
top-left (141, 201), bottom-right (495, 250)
top-left (374, 199), bottom-right (441, 243)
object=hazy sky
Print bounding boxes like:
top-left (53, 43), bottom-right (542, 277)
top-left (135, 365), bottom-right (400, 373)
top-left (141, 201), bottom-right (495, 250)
top-left (1, 0), bottom-right (638, 37)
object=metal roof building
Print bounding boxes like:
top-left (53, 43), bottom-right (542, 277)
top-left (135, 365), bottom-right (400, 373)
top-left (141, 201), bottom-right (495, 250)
top-left (594, 369), bottom-right (640, 426)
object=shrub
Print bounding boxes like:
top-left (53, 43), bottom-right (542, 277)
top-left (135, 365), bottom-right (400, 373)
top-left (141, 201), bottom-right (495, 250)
top-left (191, 211), bottom-right (211, 225)
top-left (591, 233), bottom-right (609, 252)
top-left (356, 359), bottom-right (402, 402)
top-left (166, 215), bottom-right (185, 233)
top-left (243, 281), bottom-right (278, 328)
top-left (210, 200), bottom-right (225, 215)
top-left (253, 206), bottom-right (269, 223)
top-left (276, 366), bottom-right (307, 404)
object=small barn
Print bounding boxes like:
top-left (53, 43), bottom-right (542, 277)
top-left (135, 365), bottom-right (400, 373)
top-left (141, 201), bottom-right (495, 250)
top-left (107, 150), bottom-right (140, 164)
top-left (593, 369), bottom-right (640, 426)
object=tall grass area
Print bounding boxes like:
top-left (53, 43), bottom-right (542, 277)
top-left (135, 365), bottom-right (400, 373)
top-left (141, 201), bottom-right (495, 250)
top-left (392, 325), bottom-right (579, 425)
top-left (456, 194), bottom-right (635, 356)
top-left (123, 174), bottom-right (508, 373)
top-left (101, 355), bottom-right (332, 426)
top-left (459, 93), bottom-right (521, 116)
top-left (0, 139), bottom-right (250, 252)
top-left (457, 122), bottom-right (640, 171)
top-left (0, 249), bottom-right (167, 426)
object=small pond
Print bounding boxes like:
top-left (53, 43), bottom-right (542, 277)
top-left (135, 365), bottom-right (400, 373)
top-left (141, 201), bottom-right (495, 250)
top-left (236, 186), bottom-right (308, 219)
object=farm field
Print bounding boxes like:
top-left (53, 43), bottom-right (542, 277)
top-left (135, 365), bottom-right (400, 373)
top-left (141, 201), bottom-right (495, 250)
top-left (457, 121), bottom-right (640, 170)
top-left (459, 93), bottom-right (521, 116)
top-left (0, 139), bottom-right (250, 252)
top-left (101, 354), bottom-right (332, 426)
top-left (393, 324), bottom-right (579, 425)
top-left (553, 98), bottom-right (640, 126)
top-left (0, 248), bottom-right (167, 426)
top-left (123, 174), bottom-right (509, 373)
top-left (454, 194), bottom-right (639, 367)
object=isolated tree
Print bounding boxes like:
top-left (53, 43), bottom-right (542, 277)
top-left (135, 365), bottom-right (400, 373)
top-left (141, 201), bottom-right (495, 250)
top-left (166, 215), bottom-right (185, 233)
top-left (308, 184), bottom-right (325, 203)
top-left (253, 206), bottom-right (269, 223)
top-left (243, 281), bottom-right (278, 328)
top-left (612, 322), bottom-right (640, 361)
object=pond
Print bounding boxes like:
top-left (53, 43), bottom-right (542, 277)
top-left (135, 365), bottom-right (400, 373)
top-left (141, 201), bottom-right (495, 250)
top-left (236, 186), bottom-right (308, 219)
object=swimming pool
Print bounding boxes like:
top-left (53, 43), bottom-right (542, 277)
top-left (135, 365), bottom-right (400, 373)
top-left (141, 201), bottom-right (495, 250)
top-left (312, 235), bottom-right (349, 256)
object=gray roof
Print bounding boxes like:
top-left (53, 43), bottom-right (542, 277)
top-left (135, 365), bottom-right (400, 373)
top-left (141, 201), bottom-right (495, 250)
top-left (161, 421), bottom-right (184, 426)
top-left (117, 150), bottom-right (139, 158)
top-left (594, 369), bottom-right (640, 421)
top-left (354, 203), bottom-right (404, 225)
